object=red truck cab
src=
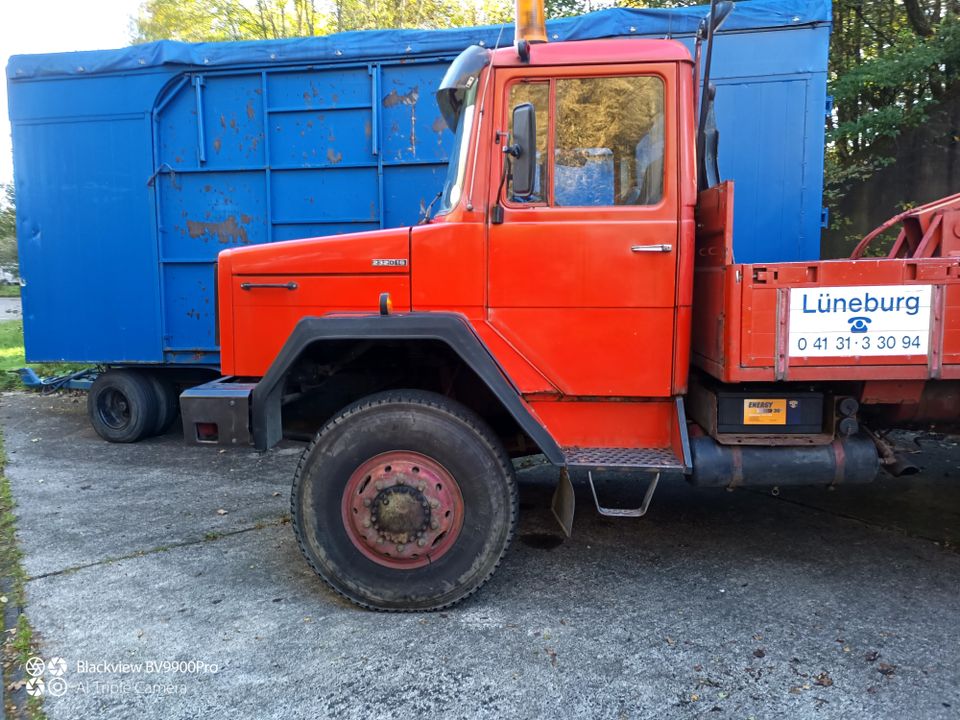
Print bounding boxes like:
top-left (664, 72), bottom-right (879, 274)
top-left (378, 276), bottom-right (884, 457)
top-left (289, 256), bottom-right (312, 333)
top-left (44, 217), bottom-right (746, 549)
top-left (181, 9), bottom-right (960, 610)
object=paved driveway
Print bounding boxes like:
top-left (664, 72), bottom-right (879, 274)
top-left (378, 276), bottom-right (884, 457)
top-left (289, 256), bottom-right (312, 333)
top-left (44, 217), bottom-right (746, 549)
top-left (2, 392), bottom-right (958, 719)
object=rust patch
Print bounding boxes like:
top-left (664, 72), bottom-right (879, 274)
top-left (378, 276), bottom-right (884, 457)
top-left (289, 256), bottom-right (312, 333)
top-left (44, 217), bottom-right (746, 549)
top-left (212, 137), bottom-right (222, 153)
top-left (219, 114), bottom-right (226, 129)
top-left (383, 87), bottom-right (420, 156)
top-left (432, 116), bottom-right (447, 133)
top-left (203, 184), bottom-right (212, 192)
top-left (383, 86), bottom-right (419, 108)
top-left (303, 91), bottom-right (311, 103)
top-left (240, 214), bottom-right (252, 224)
top-left (246, 101), bottom-right (255, 120)
top-left (370, 200), bottom-right (376, 220)
top-left (326, 148), bottom-right (343, 164)
top-left (175, 156), bottom-right (183, 164)
top-left (364, 120), bottom-right (371, 138)
top-left (229, 118), bottom-right (237, 131)
top-left (186, 215), bottom-right (249, 245)
top-left (331, 92), bottom-right (339, 104)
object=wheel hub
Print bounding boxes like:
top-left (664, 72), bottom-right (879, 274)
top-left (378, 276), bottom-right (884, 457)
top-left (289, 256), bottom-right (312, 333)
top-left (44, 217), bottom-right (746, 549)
top-left (370, 485), bottom-right (431, 545)
top-left (341, 451), bottom-right (464, 569)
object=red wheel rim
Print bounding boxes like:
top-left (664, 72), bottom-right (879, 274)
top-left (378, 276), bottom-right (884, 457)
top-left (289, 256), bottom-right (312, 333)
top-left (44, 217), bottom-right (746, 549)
top-left (341, 451), bottom-right (465, 569)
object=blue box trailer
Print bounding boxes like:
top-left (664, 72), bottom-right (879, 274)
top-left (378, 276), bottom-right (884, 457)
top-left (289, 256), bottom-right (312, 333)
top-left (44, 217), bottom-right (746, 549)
top-left (7, 0), bottom-right (830, 369)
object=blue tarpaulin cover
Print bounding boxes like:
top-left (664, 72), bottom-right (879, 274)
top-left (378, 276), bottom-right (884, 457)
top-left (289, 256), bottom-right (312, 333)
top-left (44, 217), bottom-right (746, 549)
top-left (7, 0), bottom-right (831, 80)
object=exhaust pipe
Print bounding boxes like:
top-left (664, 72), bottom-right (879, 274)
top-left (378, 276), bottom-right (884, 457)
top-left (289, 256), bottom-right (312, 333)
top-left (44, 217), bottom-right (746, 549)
top-left (689, 435), bottom-right (880, 488)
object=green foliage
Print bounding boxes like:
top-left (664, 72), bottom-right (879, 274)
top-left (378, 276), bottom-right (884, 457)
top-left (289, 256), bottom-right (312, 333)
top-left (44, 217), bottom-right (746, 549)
top-left (0, 322), bottom-right (85, 391)
top-left (825, 0), bottom-right (960, 233)
top-left (0, 184), bottom-right (17, 277)
top-left (133, 0), bottom-right (513, 41)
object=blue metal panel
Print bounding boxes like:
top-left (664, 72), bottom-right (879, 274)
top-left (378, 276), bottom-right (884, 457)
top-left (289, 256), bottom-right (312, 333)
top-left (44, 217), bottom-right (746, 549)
top-left (13, 114), bottom-right (163, 363)
top-left (714, 79), bottom-right (809, 263)
top-left (271, 167), bottom-right (380, 223)
top-left (7, 0), bottom-right (831, 368)
top-left (383, 164), bottom-right (449, 228)
top-left (675, 24), bottom-right (830, 264)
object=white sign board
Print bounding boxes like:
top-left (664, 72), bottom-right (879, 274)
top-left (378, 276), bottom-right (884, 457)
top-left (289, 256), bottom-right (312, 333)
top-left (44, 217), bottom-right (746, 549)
top-left (789, 285), bottom-right (932, 358)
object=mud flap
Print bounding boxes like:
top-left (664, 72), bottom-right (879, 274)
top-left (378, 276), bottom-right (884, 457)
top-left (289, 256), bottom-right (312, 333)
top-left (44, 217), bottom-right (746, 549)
top-left (550, 467), bottom-right (575, 538)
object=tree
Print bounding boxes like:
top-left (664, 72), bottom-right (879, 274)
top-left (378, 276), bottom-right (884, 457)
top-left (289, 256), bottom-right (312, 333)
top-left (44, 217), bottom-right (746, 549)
top-left (132, 0), bottom-right (513, 42)
top-left (824, 0), bottom-right (960, 251)
top-left (0, 184), bottom-right (18, 275)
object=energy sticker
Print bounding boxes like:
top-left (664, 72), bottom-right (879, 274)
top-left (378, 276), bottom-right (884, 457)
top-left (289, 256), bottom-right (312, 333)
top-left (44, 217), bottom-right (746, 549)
top-left (743, 399), bottom-right (786, 425)
top-left (789, 285), bottom-right (933, 357)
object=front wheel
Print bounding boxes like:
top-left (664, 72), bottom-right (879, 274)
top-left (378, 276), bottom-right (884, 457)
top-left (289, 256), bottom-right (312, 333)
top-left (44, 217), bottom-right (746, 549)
top-left (291, 390), bottom-right (518, 611)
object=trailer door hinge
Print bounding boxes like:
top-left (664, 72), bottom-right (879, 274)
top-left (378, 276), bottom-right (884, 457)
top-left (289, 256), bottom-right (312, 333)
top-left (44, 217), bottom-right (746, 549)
top-left (752, 267), bottom-right (777, 284)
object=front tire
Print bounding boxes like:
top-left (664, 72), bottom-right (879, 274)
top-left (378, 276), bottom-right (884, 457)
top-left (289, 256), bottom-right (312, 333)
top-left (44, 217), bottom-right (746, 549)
top-left (291, 390), bottom-right (518, 611)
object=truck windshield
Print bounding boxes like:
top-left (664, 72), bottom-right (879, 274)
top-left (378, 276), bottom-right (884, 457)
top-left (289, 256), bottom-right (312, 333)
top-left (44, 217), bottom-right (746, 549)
top-left (438, 81), bottom-right (478, 215)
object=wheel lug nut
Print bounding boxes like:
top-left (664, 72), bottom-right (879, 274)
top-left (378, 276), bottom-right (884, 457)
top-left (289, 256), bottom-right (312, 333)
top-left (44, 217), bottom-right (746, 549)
top-left (362, 520), bottom-right (370, 528)
top-left (396, 478), bottom-right (404, 485)
top-left (396, 545), bottom-right (405, 553)
top-left (375, 482), bottom-right (384, 490)
top-left (377, 537), bottom-right (384, 544)
top-left (431, 521), bottom-right (439, 530)
top-left (418, 482), bottom-right (425, 491)
top-left (430, 500), bottom-right (440, 508)
top-left (417, 539), bottom-right (426, 547)
top-left (362, 498), bottom-right (371, 507)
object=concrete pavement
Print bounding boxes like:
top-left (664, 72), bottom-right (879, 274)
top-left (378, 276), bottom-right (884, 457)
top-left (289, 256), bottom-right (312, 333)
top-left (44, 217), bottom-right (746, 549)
top-left (2, 392), bottom-right (958, 719)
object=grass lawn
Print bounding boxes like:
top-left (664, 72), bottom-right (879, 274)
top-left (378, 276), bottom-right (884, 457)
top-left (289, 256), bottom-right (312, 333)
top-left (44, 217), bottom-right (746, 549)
top-left (0, 320), bottom-right (88, 391)
top-left (0, 285), bottom-right (20, 298)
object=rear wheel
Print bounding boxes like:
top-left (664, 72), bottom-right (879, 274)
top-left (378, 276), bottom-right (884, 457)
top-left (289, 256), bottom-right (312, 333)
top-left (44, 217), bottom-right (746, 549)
top-left (146, 374), bottom-right (180, 436)
top-left (291, 390), bottom-right (518, 611)
top-left (87, 369), bottom-right (158, 443)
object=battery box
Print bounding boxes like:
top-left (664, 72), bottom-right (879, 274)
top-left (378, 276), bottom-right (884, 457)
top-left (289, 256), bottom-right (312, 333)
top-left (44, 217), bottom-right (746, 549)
top-left (716, 391), bottom-right (824, 434)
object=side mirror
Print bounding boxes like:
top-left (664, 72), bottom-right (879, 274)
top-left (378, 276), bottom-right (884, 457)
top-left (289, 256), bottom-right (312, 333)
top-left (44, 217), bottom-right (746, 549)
top-left (711, 1), bottom-right (734, 32)
top-left (510, 103), bottom-right (536, 199)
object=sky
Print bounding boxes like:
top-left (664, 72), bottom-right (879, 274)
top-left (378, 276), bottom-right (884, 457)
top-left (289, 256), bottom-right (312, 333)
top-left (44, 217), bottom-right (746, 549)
top-left (0, 0), bottom-right (142, 185)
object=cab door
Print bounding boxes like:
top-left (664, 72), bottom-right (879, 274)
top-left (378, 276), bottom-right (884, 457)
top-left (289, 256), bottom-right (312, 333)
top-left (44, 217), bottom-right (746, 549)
top-left (486, 63), bottom-right (680, 398)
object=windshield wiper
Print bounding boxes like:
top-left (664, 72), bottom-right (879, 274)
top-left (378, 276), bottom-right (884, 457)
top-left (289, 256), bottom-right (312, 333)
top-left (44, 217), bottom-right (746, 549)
top-left (418, 191), bottom-right (444, 225)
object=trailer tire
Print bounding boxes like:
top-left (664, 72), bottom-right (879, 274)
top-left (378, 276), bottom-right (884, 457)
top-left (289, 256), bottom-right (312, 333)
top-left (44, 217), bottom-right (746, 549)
top-left (147, 374), bottom-right (180, 436)
top-left (291, 390), bottom-right (518, 611)
top-left (87, 369), bottom-right (159, 443)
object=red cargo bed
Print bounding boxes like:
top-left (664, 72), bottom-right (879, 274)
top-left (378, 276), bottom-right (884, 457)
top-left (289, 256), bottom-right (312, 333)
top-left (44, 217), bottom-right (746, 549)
top-left (693, 184), bottom-right (960, 384)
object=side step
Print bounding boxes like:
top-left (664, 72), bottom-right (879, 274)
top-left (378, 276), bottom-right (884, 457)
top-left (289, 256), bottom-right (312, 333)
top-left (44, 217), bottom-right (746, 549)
top-left (562, 446), bottom-right (685, 471)
top-left (551, 444), bottom-right (683, 537)
top-left (588, 471), bottom-right (659, 518)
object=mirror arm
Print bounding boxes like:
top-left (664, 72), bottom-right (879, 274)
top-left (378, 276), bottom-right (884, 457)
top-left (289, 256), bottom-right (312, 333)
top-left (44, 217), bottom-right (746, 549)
top-left (491, 155), bottom-right (512, 225)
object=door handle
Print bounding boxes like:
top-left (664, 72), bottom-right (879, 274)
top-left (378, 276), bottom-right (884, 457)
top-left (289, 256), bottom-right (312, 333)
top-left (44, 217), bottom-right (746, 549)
top-left (631, 244), bottom-right (672, 253)
top-left (239, 282), bottom-right (298, 291)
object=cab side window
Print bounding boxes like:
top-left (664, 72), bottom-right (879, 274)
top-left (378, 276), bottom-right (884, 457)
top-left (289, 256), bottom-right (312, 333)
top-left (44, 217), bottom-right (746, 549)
top-left (554, 76), bottom-right (664, 206)
top-left (507, 81), bottom-right (549, 203)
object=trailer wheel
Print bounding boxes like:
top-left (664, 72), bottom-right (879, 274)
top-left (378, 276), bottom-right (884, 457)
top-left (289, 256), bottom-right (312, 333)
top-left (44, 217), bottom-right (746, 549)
top-left (146, 374), bottom-right (179, 436)
top-left (292, 390), bottom-right (518, 611)
top-left (87, 369), bottom-right (159, 443)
